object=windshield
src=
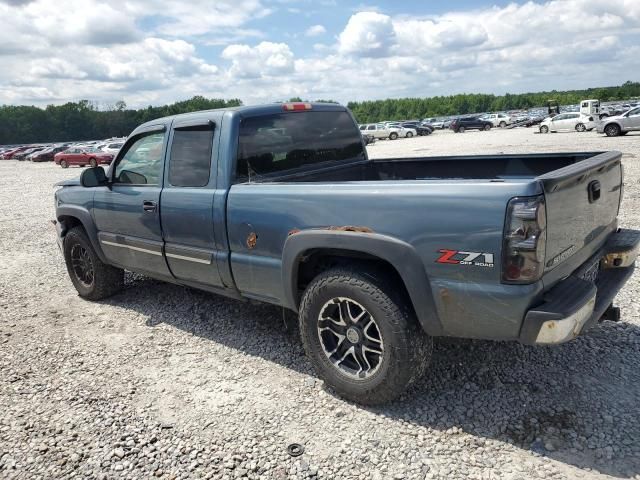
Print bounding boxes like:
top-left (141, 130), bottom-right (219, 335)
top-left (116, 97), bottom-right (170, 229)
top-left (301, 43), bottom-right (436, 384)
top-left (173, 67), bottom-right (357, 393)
top-left (236, 111), bottom-right (365, 180)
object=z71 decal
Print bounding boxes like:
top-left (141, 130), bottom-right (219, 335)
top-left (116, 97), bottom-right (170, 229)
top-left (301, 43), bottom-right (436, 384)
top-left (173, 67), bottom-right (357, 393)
top-left (436, 249), bottom-right (495, 268)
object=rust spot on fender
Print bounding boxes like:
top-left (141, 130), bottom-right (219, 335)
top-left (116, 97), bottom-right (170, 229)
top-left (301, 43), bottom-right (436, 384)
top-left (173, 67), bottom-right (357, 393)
top-left (287, 225), bottom-right (374, 237)
top-left (327, 225), bottom-right (374, 233)
top-left (246, 232), bottom-right (258, 249)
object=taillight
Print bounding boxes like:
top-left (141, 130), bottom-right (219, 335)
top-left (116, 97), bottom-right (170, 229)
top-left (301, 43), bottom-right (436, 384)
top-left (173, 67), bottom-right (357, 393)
top-left (282, 102), bottom-right (312, 111)
top-left (502, 195), bottom-right (546, 284)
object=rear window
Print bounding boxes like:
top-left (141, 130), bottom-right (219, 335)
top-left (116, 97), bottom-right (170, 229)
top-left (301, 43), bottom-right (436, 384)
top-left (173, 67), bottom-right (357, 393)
top-left (169, 126), bottom-right (214, 187)
top-left (236, 111), bottom-right (365, 180)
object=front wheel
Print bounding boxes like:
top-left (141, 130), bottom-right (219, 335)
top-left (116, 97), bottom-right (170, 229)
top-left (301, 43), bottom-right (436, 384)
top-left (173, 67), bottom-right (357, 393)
top-left (389, 132), bottom-right (398, 140)
top-left (539, 125), bottom-right (549, 134)
top-left (458, 126), bottom-right (465, 133)
top-left (63, 227), bottom-right (124, 300)
top-left (60, 160), bottom-right (68, 168)
top-left (499, 121), bottom-right (507, 128)
top-left (299, 266), bottom-right (432, 405)
top-left (575, 123), bottom-right (586, 132)
top-left (89, 158), bottom-right (98, 168)
top-left (484, 124), bottom-right (491, 131)
top-left (405, 131), bottom-right (413, 138)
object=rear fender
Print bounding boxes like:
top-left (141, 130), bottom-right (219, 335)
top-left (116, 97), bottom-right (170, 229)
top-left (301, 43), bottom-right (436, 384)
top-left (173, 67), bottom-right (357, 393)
top-left (282, 230), bottom-right (443, 336)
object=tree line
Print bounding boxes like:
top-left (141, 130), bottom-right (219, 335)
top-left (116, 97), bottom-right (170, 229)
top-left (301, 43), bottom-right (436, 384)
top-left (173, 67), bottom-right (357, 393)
top-left (347, 81), bottom-right (640, 123)
top-left (1, 82), bottom-right (639, 144)
top-left (0, 97), bottom-right (242, 145)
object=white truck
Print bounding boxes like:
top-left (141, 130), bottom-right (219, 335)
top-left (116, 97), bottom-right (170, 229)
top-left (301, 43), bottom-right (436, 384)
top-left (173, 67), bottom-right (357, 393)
top-left (359, 123), bottom-right (416, 140)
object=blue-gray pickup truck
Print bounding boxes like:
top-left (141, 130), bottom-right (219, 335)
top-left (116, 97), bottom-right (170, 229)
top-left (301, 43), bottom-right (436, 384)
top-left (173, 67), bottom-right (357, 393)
top-left (54, 102), bottom-right (640, 404)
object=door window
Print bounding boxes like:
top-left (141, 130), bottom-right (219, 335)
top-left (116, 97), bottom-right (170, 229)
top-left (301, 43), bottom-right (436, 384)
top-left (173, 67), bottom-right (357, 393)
top-left (168, 126), bottom-right (214, 187)
top-left (627, 108), bottom-right (640, 117)
top-left (113, 132), bottom-right (165, 185)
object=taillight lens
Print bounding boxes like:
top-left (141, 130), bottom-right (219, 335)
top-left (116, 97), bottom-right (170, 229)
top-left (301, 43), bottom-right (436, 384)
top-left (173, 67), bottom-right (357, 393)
top-left (502, 195), bottom-right (546, 284)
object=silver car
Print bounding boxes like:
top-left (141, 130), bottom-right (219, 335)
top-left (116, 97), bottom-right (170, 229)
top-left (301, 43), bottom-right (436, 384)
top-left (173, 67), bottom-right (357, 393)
top-left (597, 107), bottom-right (640, 136)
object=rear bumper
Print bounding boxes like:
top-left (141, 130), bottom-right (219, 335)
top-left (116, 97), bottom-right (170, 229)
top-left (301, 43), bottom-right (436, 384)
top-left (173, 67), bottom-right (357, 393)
top-left (519, 228), bottom-right (639, 345)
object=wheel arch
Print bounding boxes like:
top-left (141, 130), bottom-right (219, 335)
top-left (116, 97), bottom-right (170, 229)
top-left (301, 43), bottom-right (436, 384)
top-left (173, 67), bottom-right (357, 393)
top-left (282, 230), bottom-right (443, 336)
top-left (57, 206), bottom-right (108, 263)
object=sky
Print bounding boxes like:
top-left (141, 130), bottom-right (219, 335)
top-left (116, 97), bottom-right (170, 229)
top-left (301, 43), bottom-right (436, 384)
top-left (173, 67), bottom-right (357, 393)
top-left (0, 0), bottom-right (639, 108)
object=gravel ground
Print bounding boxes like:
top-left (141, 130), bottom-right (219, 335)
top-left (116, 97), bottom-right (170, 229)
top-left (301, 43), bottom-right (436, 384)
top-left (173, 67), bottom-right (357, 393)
top-left (1, 127), bottom-right (639, 480)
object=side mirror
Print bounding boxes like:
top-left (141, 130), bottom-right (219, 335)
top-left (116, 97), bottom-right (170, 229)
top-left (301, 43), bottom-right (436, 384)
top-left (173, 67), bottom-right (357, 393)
top-left (80, 167), bottom-right (108, 187)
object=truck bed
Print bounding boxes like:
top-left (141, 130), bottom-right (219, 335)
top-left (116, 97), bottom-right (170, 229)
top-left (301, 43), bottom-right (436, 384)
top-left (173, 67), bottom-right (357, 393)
top-left (265, 152), bottom-right (604, 182)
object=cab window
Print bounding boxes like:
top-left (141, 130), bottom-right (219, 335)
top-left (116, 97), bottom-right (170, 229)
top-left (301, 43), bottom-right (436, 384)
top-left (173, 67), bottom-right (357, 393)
top-left (114, 132), bottom-right (165, 185)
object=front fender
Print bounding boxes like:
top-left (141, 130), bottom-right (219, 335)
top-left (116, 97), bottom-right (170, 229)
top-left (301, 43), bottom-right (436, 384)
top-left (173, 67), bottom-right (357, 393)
top-left (56, 205), bottom-right (108, 263)
top-left (281, 230), bottom-right (443, 336)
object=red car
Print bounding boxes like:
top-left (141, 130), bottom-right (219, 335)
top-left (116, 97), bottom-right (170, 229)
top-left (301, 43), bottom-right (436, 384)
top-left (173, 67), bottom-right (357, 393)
top-left (54, 147), bottom-right (114, 168)
top-left (1, 146), bottom-right (32, 160)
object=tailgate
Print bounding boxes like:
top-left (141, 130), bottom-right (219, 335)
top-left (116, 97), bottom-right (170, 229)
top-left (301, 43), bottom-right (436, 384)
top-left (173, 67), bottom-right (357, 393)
top-left (538, 151), bottom-right (623, 276)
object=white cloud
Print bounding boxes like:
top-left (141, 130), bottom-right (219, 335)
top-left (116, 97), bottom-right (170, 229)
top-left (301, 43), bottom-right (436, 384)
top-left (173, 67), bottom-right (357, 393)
top-left (305, 24), bottom-right (326, 37)
top-left (338, 11), bottom-right (395, 57)
top-left (1, 0), bottom-right (640, 108)
top-left (221, 41), bottom-right (294, 79)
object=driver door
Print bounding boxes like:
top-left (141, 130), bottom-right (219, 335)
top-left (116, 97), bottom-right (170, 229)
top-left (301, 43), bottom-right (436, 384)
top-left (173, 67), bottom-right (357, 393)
top-left (92, 125), bottom-right (172, 279)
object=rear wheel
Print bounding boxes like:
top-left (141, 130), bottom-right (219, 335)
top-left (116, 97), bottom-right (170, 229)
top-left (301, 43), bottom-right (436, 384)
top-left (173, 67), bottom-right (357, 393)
top-left (540, 125), bottom-right (549, 134)
top-left (484, 124), bottom-right (491, 131)
top-left (604, 124), bottom-right (621, 137)
top-left (299, 265), bottom-right (432, 405)
top-left (63, 226), bottom-right (124, 300)
top-left (89, 158), bottom-right (98, 168)
top-left (60, 160), bottom-right (68, 168)
top-left (575, 123), bottom-right (586, 132)
top-left (405, 131), bottom-right (413, 138)
top-left (389, 132), bottom-right (398, 140)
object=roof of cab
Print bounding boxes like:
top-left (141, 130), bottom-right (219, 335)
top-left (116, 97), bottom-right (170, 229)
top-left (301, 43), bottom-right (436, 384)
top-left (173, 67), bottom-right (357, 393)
top-left (133, 102), bottom-right (347, 132)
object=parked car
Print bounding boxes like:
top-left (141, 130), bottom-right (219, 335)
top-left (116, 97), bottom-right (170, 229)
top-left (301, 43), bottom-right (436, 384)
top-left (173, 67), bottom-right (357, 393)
top-left (15, 147), bottom-right (45, 161)
top-left (100, 141), bottom-right (125, 155)
top-left (361, 123), bottom-right (415, 140)
top-left (539, 113), bottom-right (595, 133)
top-left (596, 107), bottom-right (640, 137)
top-left (481, 113), bottom-right (512, 128)
top-left (52, 102), bottom-right (639, 405)
top-left (0, 147), bottom-right (27, 159)
top-left (401, 122), bottom-right (432, 136)
top-left (29, 146), bottom-right (67, 162)
top-left (361, 133), bottom-right (376, 145)
top-left (424, 118), bottom-right (446, 129)
top-left (54, 147), bottom-right (114, 168)
top-left (449, 117), bottom-right (493, 133)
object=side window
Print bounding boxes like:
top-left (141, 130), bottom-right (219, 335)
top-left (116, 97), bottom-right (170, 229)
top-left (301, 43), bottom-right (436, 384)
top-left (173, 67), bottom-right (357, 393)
top-left (168, 126), bottom-right (214, 187)
top-left (114, 132), bottom-right (165, 185)
top-left (628, 108), bottom-right (640, 117)
top-left (367, 125), bottom-right (375, 130)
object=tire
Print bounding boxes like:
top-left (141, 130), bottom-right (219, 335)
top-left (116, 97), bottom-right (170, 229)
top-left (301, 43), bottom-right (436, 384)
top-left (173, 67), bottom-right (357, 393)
top-left (575, 123), bottom-right (586, 132)
top-left (299, 265), bottom-right (432, 405)
top-left (89, 158), bottom-right (98, 168)
top-left (539, 125), bottom-right (549, 134)
top-left (458, 126), bottom-right (465, 133)
top-left (484, 124), bottom-right (491, 131)
top-left (389, 132), bottom-right (398, 140)
top-left (60, 160), bottom-right (68, 168)
top-left (406, 131), bottom-right (413, 138)
top-left (63, 226), bottom-right (124, 300)
top-left (604, 124), bottom-right (621, 137)
top-left (499, 121), bottom-right (507, 128)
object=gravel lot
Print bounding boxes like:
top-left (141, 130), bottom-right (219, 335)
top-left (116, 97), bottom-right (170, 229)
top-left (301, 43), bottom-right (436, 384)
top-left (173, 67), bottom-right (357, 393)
top-left (1, 127), bottom-right (639, 480)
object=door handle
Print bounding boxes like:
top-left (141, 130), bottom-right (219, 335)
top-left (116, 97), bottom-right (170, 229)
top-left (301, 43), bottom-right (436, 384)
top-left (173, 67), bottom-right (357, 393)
top-left (143, 201), bottom-right (157, 212)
